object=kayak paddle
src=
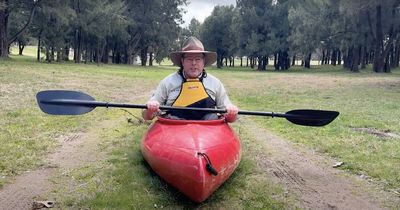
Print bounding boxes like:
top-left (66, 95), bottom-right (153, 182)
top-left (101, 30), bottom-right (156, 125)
top-left (36, 90), bottom-right (339, 127)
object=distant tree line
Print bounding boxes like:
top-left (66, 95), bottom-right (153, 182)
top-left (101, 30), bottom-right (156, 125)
top-left (1, 0), bottom-right (399, 73)
top-left (0, 0), bottom-right (185, 65)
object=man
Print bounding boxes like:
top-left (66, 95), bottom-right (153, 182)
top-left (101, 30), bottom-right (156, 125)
top-left (142, 37), bottom-right (238, 122)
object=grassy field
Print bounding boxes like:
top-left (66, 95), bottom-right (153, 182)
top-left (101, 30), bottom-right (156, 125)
top-left (1, 47), bottom-right (399, 208)
top-left (223, 67), bottom-right (400, 189)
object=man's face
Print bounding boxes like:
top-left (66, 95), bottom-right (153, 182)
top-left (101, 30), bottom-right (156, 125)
top-left (181, 53), bottom-right (205, 79)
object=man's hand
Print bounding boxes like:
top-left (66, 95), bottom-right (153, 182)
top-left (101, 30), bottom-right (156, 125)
top-left (224, 104), bottom-right (238, 123)
top-left (142, 100), bottom-right (160, 120)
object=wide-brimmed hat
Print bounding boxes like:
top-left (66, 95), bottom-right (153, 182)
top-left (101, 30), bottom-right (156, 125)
top-left (170, 37), bottom-right (217, 67)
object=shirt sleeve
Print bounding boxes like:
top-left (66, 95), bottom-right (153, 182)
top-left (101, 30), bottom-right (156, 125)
top-left (215, 80), bottom-right (232, 109)
top-left (150, 78), bottom-right (168, 104)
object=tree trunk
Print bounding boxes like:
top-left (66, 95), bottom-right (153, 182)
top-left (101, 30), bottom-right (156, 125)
top-left (292, 55), bottom-right (296, 66)
top-left (123, 46), bottom-right (128, 64)
top-left (140, 47), bottom-right (147, 66)
top-left (102, 40), bottom-right (109, 64)
top-left (331, 49), bottom-right (337, 66)
top-left (216, 49), bottom-right (224, 68)
top-left (321, 50), bottom-right (325, 65)
top-left (376, 4), bottom-right (396, 73)
top-left (115, 52), bottom-right (121, 64)
top-left (97, 40), bottom-right (106, 64)
top-left (64, 46), bottom-right (69, 61)
top-left (383, 52), bottom-right (390, 72)
top-left (45, 47), bottom-right (50, 62)
top-left (250, 57), bottom-right (255, 69)
top-left (344, 47), bottom-right (353, 69)
top-left (56, 49), bottom-right (61, 62)
top-left (360, 45), bottom-right (366, 69)
top-left (394, 37), bottom-right (400, 68)
top-left (112, 46), bottom-right (116, 63)
top-left (257, 56), bottom-right (262, 70)
top-left (96, 46), bottom-right (101, 64)
top-left (280, 50), bottom-right (290, 70)
top-left (389, 43), bottom-right (395, 69)
top-left (274, 53), bottom-right (278, 70)
top-left (240, 56), bottom-right (243, 66)
top-left (18, 41), bottom-right (25, 55)
top-left (74, 28), bottom-right (82, 63)
top-left (325, 50), bottom-right (330, 65)
top-left (277, 52), bottom-right (282, 70)
top-left (83, 44), bottom-right (88, 64)
top-left (337, 50), bottom-right (342, 65)
top-left (51, 46), bottom-right (55, 62)
top-left (149, 52), bottom-right (153, 66)
top-left (126, 44), bottom-right (135, 65)
top-left (0, 0), bottom-right (9, 58)
top-left (373, 5), bottom-right (384, 72)
top-left (388, 2), bottom-right (400, 69)
top-left (258, 56), bottom-right (267, 70)
top-left (37, 32), bottom-right (41, 61)
top-left (304, 53), bottom-right (311, 68)
top-left (350, 45), bottom-right (360, 72)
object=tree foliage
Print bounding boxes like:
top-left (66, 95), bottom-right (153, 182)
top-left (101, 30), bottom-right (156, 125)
top-left (200, 5), bottom-right (236, 68)
top-left (1, 0), bottom-right (400, 72)
top-left (288, 0), bottom-right (400, 72)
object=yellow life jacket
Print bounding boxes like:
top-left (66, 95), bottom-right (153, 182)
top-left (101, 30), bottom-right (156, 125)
top-left (169, 72), bottom-right (216, 120)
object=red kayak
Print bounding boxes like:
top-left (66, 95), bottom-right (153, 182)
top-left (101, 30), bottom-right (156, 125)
top-left (141, 117), bottom-right (241, 202)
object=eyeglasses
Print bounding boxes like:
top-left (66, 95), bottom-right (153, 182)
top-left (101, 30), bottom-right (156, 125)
top-left (184, 57), bottom-right (204, 63)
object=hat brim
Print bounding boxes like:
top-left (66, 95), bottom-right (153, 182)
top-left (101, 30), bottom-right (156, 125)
top-left (170, 50), bottom-right (217, 67)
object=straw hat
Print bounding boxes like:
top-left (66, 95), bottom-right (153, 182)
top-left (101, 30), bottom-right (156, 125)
top-left (170, 37), bottom-right (217, 67)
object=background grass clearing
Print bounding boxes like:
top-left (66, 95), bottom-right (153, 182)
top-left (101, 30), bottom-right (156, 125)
top-left (1, 50), bottom-right (399, 208)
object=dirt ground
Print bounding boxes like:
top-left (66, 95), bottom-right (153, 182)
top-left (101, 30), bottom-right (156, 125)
top-left (0, 117), bottom-right (399, 210)
top-left (0, 122), bottom-right (112, 210)
top-left (240, 118), bottom-right (400, 210)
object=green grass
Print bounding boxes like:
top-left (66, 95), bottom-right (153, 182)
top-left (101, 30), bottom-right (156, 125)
top-left (52, 116), bottom-right (294, 209)
top-left (1, 51), bottom-right (399, 208)
top-left (0, 52), bottom-right (169, 187)
top-left (1, 53), bottom-right (295, 208)
top-left (214, 65), bottom-right (400, 190)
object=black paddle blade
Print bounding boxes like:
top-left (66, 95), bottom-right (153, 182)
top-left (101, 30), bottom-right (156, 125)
top-left (285, 109), bottom-right (339, 127)
top-left (36, 90), bottom-right (95, 115)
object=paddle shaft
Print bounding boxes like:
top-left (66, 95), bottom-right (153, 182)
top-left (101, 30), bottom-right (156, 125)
top-left (37, 90), bottom-right (339, 126)
top-left (42, 99), bottom-right (292, 118)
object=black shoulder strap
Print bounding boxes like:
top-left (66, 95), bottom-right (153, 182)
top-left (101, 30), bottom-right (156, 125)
top-left (178, 69), bottom-right (186, 82)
